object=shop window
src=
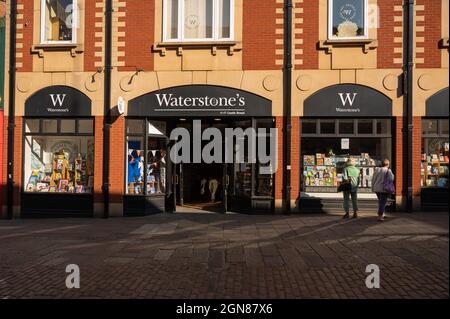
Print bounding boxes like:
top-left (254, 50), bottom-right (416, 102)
top-left (78, 119), bottom-right (94, 134)
top-left (422, 119), bottom-right (438, 135)
top-left (376, 119), bottom-right (390, 135)
top-left (357, 119), bottom-right (373, 134)
top-left (302, 120), bottom-right (317, 134)
top-left (328, 0), bottom-right (368, 40)
top-left (439, 119), bottom-right (449, 135)
top-left (126, 138), bottom-right (145, 195)
top-left (127, 119), bottom-right (144, 134)
top-left (338, 120), bottom-right (354, 134)
top-left (60, 119), bottom-right (76, 133)
top-left (421, 118), bottom-right (449, 189)
top-left (255, 118), bottom-right (275, 197)
top-left (300, 118), bottom-right (392, 193)
top-left (320, 121), bottom-right (336, 134)
top-left (146, 136), bottom-right (168, 195)
top-left (125, 119), bottom-right (168, 196)
top-left (41, 0), bottom-right (77, 44)
top-left (42, 119), bottom-right (58, 133)
top-left (232, 120), bottom-right (252, 197)
top-left (23, 118), bottom-right (94, 194)
top-left (163, 0), bottom-right (234, 42)
top-left (25, 119), bottom-right (40, 133)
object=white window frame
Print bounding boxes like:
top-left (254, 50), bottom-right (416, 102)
top-left (40, 0), bottom-right (78, 44)
top-left (328, 0), bottom-right (369, 40)
top-left (162, 0), bottom-right (234, 43)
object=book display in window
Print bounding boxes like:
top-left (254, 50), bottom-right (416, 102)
top-left (303, 153), bottom-right (381, 193)
top-left (25, 149), bottom-right (94, 194)
top-left (421, 141), bottom-right (449, 188)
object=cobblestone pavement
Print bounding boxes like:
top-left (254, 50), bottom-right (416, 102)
top-left (0, 212), bottom-right (448, 299)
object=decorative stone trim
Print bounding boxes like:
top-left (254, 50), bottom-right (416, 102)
top-left (31, 44), bottom-right (85, 58)
top-left (152, 41), bottom-right (242, 57)
top-left (318, 39), bottom-right (378, 54)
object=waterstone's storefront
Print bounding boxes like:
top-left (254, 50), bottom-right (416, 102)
top-left (298, 84), bottom-right (395, 212)
top-left (421, 87), bottom-right (449, 211)
top-left (22, 86), bottom-right (95, 217)
top-left (123, 85), bottom-right (277, 215)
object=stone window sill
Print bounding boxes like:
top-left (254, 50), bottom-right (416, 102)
top-left (318, 39), bottom-right (378, 54)
top-left (152, 41), bottom-right (242, 56)
top-left (31, 43), bottom-right (84, 58)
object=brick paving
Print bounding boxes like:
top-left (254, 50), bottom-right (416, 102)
top-left (0, 212), bottom-right (448, 299)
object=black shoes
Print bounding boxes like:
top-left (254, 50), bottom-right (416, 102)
top-left (352, 212), bottom-right (358, 219)
top-left (343, 213), bottom-right (350, 219)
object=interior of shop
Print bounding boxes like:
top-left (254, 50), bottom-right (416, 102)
top-left (180, 163), bottom-right (224, 212)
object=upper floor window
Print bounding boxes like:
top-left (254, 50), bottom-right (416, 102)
top-left (41, 0), bottom-right (77, 44)
top-left (328, 0), bottom-right (368, 40)
top-left (163, 0), bottom-right (234, 42)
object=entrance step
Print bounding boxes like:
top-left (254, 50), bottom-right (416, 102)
top-left (176, 205), bottom-right (223, 214)
top-left (297, 198), bottom-right (391, 214)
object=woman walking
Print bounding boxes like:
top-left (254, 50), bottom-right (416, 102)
top-left (342, 158), bottom-right (361, 219)
top-left (372, 159), bottom-right (395, 221)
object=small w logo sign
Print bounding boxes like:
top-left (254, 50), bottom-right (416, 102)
top-left (49, 94), bottom-right (67, 107)
top-left (338, 93), bottom-right (358, 107)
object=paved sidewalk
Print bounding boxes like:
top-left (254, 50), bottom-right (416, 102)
top-left (0, 212), bottom-right (448, 299)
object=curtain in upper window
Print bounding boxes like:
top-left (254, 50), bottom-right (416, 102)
top-left (164, 0), bottom-right (233, 42)
top-left (165, 0), bottom-right (179, 40)
top-left (184, 0), bottom-right (213, 39)
top-left (217, 0), bottom-right (231, 39)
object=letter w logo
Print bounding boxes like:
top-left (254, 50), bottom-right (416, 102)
top-left (338, 93), bottom-right (358, 107)
top-left (50, 94), bottom-right (67, 107)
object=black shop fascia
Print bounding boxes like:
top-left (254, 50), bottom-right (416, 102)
top-left (124, 85), bottom-right (276, 215)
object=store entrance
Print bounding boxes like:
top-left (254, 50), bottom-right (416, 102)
top-left (176, 163), bottom-right (225, 213)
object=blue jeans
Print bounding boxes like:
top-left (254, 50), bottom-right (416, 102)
top-left (376, 192), bottom-right (389, 215)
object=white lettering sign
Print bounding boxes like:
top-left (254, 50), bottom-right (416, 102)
top-left (155, 93), bottom-right (246, 108)
top-left (336, 92), bottom-right (360, 113)
top-left (48, 94), bottom-right (69, 113)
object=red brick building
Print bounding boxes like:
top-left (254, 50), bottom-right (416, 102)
top-left (1, 0), bottom-right (448, 218)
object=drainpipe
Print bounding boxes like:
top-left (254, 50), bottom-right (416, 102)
top-left (283, 0), bottom-right (293, 213)
top-left (102, 0), bottom-right (113, 218)
top-left (404, 0), bottom-right (414, 212)
top-left (6, 0), bottom-right (17, 219)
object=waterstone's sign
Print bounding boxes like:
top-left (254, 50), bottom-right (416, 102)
top-left (128, 85), bottom-right (272, 117)
top-left (25, 86), bottom-right (92, 117)
top-left (304, 84), bottom-right (392, 117)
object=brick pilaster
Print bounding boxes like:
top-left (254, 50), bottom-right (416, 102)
top-left (275, 116), bottom-right (283, 200)
top-left (290, 117), bottom-right (300, 201)
top-left (94, 116), bottom-right (104, 203)
top-left (109, 116), bottom-right (124, 203)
